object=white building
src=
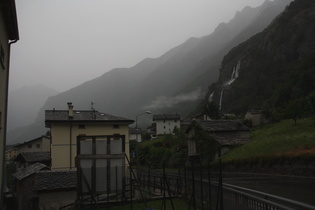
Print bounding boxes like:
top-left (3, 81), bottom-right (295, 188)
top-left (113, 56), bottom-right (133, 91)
top-left (153, 114), bottom-right (180, 136)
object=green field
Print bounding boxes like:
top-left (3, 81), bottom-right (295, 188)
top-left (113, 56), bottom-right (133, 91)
top-left (222, 117), bottom-right (315, 162)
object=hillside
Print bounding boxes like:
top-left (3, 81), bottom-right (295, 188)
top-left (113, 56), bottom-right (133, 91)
top-left (220, 117), bottom-right (315, 176)
top-left (8, 0), bottom-right (291, 144)
top-left (222, 117), bottom-right (315, 161)
top-left (207, 0), bottom-right (315, 116)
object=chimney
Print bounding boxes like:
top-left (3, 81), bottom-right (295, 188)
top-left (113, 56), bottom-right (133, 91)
top-left (67, 102), bottom-right (73, 118)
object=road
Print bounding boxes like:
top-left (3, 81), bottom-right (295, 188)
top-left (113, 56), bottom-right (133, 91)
top-left (220, 172), bottom-right (315, 207)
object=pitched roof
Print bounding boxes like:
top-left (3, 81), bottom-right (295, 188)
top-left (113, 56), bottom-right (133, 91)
top-left (15, 136), bottom-right (50, 148)
top-left (45, 110), bottom-right (134, 124)
top-left (195, 120), bottom-right (249, 132)
top-left (153, 114), bottom-right (180, 121)
top-left (14, 152), bottom-right (50, 163)
top-left (33, 171), bottom-right (77, 191)
top-left (12, 163), bottom-right (48, 181)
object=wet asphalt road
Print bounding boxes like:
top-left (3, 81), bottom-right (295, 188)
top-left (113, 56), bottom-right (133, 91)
top-left (220, 172), bottom-right (315, 206)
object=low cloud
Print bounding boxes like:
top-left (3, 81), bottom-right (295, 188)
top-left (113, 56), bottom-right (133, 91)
top-left (144, 88), bottom-right (204, 110)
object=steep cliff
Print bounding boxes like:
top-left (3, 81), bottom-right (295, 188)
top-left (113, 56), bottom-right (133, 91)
top-left (207, 0), bottom-right (315, 115)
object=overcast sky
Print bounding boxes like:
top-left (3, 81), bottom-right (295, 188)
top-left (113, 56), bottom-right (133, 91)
top-left (10, 0), bottom-right (265, 92)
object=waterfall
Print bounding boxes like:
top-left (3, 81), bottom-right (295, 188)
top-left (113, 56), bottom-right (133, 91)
top-left (225, 60), bottom-right (241, 86)
top-left (231, 67), bottom-right (236, 80)
top-left (219, 88), bottom-right (224, 111)
top-left (220, 60), bottom-right (241, 111)
top-left (208, 91), bottom-right (214, 102)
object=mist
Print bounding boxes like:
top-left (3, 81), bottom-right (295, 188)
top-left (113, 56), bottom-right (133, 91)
top-left (10, 0), bottom-right (265, 92)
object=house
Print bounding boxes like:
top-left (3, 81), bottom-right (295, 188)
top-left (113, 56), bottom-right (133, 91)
top-left (186, 120), bottom-right (250, 158)
top-left (190, 113), bottom-right (212, 121)
top-left (245, 109), bottom-right (263, 127)
top-left (14, 152), bottom-right (51, 170)
top-left (14, 135), bottom-right (50, 154)
top-left (45, 102), bottom-right (134, 170)
top-left (0, 0), bottom-right (19, 205)
top-left (33, 171), bottom-right (77, 210)
top-left (153, 114), bottom-right (180, 136)
top-left (147, 122), bottom-right (156, 139)
top-left (6, 135), bottom-right (50, 162)
top-left (12, 163), bottom-right (48, 210)
top-left (5, 147), bottom-right (18, 162)
top-left (129, 127), bottom-right (142, 142)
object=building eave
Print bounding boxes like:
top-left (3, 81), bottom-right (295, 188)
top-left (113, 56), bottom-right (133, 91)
top-left (1, 0), bottom-right (19, 41)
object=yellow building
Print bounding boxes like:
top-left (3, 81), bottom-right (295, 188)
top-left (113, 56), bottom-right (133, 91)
top-left (0, 0), bottom-right (19, 206)
top-left (45, 103), bottom-right (134, 170)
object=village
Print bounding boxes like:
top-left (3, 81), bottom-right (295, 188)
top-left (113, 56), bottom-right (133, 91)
top-left (4, 102), bottom-right (260, 209)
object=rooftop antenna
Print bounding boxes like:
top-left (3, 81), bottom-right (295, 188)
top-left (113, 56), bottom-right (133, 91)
top-left (91, 101), bottom-right (95, 111)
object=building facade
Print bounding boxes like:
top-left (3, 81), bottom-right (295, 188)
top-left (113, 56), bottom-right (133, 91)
top-left (153, 114), bottom-right (180, 136)
top-left (15, 135), bottom-right (50, 154)
top-left (45, 103), bottom-right (134, 170)
top-left (0, 0), bottom-right (19, 206)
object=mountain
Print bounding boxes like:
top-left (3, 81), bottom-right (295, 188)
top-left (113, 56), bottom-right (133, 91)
top-left (7, 84), bottom-right (59, 131)
top-left (207, 0), bottom-right (315, 116)
top-left (7, 0), bottom-right (292, 144)
top-left (7, 84), bottom-right (59, 143)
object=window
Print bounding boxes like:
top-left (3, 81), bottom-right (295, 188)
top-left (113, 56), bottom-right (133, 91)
top-left (78, 124), bottom-right (85, 129)
top-left (36, 144), bottom-right (40, 148)
top-left (113, 124), bottom-right (120, 129)
top-left (28, 144), bottom-right (32, 148)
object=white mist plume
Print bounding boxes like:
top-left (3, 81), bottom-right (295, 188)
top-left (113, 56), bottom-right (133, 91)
top-left (144, 88), bottom-right (204, 110)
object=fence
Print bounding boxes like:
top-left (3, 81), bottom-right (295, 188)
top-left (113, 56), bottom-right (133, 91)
top-left (73, 156), bottom-right (315, 210)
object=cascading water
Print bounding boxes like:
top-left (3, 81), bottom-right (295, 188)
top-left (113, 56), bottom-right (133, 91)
top-left (219, 60), bottom-right (241, 111)
top-left (219, 88), bottom-right (224, 111)
top-left (225, 60), bottom-right (241, 86)
top-left (208, 91), bottom-right (214, 102)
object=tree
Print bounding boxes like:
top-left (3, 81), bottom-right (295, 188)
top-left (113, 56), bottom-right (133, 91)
top-left (203, 101), bottom-right (220, 119)
top-left (283, 97), bottom-right (306, 125)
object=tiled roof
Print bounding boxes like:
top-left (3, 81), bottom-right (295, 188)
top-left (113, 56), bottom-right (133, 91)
top-left (33, 171), bottom-right (77, 191)
top-left (153, 114), bottom-right (180, 121)
top-left (15, 152), bottom-right (50, 163)
top-left (45, 110), bottom-right (134, 123)
top-left (12, 163), bottom-right (48, 181)
top-left (15, 136), bottom-right (50, 148)
top-left (196, 120), bottom-right (249, 132)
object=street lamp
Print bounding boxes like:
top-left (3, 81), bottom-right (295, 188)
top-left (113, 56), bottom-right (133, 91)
top-left (135, 111), bottom-right (152, 171)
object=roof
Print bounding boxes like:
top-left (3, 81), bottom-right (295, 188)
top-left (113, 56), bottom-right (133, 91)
top-left (15, 136), bottom-right (50, 148)
top-left (246, 109), bottom-right (262, 115)
top-left (195, 120), bottom-right (250, 132)
top-left (153, 114), bottom-right (180, 121)
top-left (187, 120), bottom-right (250, 146)
top-left (45, 110), bottom-right (134, 125)
top-left (12, 163), bottom-right (48, 181)
top-left (0, 0), bottom-right (19, 40)
top-left (129, 127), bottom-right (142, 134)
top-left (33, 171), bottom-right (77, 191)
top-left (14, 152), bottom-right (50, 163)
